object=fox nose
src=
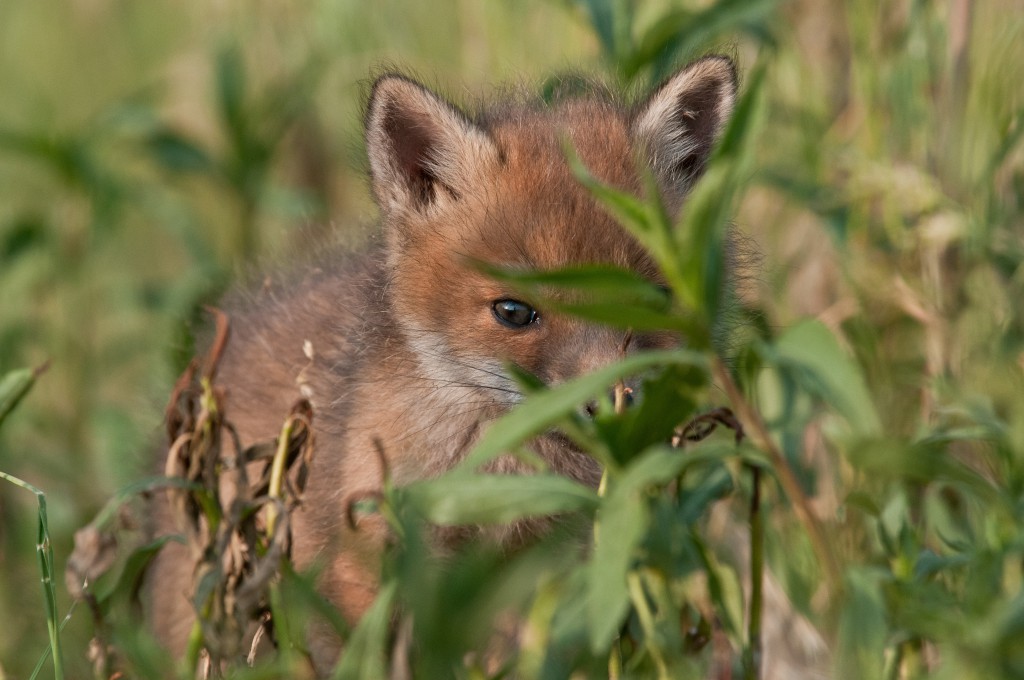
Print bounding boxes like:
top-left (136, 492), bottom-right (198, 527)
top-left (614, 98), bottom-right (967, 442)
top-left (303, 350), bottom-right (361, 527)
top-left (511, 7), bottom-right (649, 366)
top-left (584, 385), bottom-right (635, 417)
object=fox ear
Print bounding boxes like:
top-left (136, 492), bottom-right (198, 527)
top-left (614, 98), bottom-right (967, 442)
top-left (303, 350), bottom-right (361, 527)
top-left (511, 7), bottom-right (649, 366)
top-left (631, 56), bottom-right (738, 205)
top-left (366, 75), bottom-right (498, 214)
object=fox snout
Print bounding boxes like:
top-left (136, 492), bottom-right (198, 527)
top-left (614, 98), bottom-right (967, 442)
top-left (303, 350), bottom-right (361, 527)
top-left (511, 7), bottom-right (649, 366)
top-left (583, 384), bottom-right (635, 418)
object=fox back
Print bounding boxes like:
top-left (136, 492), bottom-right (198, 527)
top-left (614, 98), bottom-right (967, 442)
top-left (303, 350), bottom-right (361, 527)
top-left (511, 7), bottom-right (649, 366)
top-left (148, 56), bottom-right (738, 668)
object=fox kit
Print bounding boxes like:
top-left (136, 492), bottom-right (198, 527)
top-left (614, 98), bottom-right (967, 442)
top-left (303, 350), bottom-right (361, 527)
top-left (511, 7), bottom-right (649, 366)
top-left (149, 56), bottom-right (738, 668)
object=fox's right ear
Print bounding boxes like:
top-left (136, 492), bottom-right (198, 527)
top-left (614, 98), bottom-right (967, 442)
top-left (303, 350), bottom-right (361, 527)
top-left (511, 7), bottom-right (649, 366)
top-left (366, 75), bottom-right (498, 216)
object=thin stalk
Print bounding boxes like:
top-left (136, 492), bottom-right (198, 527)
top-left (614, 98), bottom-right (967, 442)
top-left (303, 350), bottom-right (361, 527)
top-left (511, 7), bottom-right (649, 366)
top-left (608, 638), bottom-right (622, 680)
top-left (266, 415), bottom-right (295, 539)
top-left (743, 466), bottom-right (763, 680)
top-left (884, 640), bottom-right (905, 680)
top-left (185, 614), bottom-right (206, 678)
top-left (626, 571), bottom-right (670, 680)
top-left (710, 357), bottom-right (842, 593)
top-left (593, 468), bottom-right (610, 546)
top-left (0, 471), bottom-right (65, 680)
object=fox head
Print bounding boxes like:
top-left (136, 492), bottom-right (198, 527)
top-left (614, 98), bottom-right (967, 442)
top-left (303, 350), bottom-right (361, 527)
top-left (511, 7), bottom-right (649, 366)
top-left (364, 58), bottom-right (737, 474)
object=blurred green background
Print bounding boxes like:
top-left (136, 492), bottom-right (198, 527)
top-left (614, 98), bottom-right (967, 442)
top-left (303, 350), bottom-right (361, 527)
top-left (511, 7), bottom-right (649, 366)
top-left (1, 0), bottom-right (1022, 677)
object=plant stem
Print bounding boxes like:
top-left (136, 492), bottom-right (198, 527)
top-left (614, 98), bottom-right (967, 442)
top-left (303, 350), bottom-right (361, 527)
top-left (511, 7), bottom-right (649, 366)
top-left (626, 571), bottom-right (670, 680)
top-left (266, 415), bottom-right (295, 539)
top-left (710, 357), bottom-right (842, 593)
top-left (743, 465), bottom-right (763, 680)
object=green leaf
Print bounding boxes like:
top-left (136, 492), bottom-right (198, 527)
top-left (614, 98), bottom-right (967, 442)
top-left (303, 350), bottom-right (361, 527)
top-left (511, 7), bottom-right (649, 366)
top-left (578, 0), bottom-right (633, 64)
top-left (332, 582), bottom-right (397, 680)
top-left (674, 64), bottom-right (765, 328)
top-left (1, 214), bottom-right (49, 262)
top-left (771, 319), bottom-right (882, 436)
top-left (458, 349), bottom-right (707, 472)
top-left (593, 363), bottom-right (703, 464)
top-left (147, 129), bottom-right (215, 174)
top-left (837, 568), bottom-right (888, 680)
top-left (675, 460), bottom-right (735, 525)
top-left (612, 446), bottom-right (690, 493)
top-left (403, 473), bottom-right (598, 526)
top-left (565, 148), bottom-right (652, 237)
top-left (553, 301), bottom-right (690, 332)
top-left (0, 366), bottom-right (40, 429)
top-left (91, 536), bottom-right (177, 608)
top-left (216, 44), bottom-right (248, 151)
top-left (0, 470), bottom-right (64, 679)
top-left (622, 0), bottom-right (777, 83)
top-left (692, 533), bottom-right (744, 642)
top-left (588, 486), bottom-right (648, 651)
top-left (479, 263), bottom-right (670, 306)
top-left (845, 438), bottom-right (997, 503)
top-left (479, 262), bottom-right (691, 332)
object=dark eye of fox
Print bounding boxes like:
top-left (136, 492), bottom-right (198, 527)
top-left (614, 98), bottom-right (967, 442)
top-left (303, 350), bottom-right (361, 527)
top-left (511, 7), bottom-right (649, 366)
top-left (492, 299), bottom-right (538, 328)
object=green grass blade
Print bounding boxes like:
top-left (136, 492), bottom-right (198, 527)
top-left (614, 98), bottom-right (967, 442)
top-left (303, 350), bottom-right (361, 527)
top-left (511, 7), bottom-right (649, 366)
top-left (331, 582), bottom-right (397, 680)
top-left (404, 473), bottom-right (598, 526)
top-left (0, 472), bottom-right (64, 680)
top-left (0, 365), bottom-right (43, 429)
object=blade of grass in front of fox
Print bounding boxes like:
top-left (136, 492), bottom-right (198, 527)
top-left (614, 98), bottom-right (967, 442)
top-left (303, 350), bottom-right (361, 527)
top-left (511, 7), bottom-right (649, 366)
top-left (0, 471), bottom-right (65, 680)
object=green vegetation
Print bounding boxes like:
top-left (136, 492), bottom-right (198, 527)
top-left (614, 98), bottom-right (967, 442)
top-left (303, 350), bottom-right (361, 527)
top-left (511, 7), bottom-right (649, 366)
top-left (1, 0), bottom-right (1022, 678)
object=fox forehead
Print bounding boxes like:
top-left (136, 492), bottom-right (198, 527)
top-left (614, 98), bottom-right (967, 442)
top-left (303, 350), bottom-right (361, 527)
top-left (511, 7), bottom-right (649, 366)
top-left (487, 97), bottom-right (637, 187)
top-left (445, 101), bottom-right (656, 275)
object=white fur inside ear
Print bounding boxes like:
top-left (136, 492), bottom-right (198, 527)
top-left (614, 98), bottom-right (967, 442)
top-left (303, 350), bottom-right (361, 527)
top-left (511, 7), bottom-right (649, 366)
top-left (632, 57), bottom-right (738, 199)
top-left (366, 76), bottom-right (498, 214)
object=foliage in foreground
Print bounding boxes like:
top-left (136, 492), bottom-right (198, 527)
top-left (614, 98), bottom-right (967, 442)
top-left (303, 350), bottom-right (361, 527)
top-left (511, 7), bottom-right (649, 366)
top-left (0, 0), bottom-right (1022, 678)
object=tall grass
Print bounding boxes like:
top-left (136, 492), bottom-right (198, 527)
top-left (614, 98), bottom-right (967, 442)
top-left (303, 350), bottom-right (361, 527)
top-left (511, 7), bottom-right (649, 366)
top-left (0, 0), bottom-right (1021, 678)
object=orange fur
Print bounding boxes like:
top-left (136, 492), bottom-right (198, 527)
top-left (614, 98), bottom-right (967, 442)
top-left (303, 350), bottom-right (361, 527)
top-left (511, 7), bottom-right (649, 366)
top-left (148, 57), bottom-right (738, 670)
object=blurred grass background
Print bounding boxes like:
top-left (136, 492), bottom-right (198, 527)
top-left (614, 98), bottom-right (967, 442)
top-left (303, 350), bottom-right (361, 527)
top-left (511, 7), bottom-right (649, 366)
top-left (0, 0), bottom-right (1022, 677)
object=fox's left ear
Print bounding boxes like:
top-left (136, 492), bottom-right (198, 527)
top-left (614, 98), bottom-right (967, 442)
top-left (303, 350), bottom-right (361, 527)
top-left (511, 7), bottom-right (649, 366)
top-left (631, 56), bottom-right (737, 205)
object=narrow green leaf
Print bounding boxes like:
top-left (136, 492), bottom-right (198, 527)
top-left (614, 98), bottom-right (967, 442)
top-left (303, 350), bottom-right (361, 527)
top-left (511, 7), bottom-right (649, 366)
top-left (552, 301), bottom-right (690, 332)
top-left (674, 63), bottom-right (765, 327)
top-left (564, 145), bottom-right (652, 237)
top-left (331, 582), bottom-right (397, 680)
top-left (0, 471), bottom-right (64, 680)
top-left (578, 0), bottom-right (633, 64)
top-left (588, 488), bottom-right (648, 651)
top-left (675, 461), bottom-right (735, 525)
top-left (458, 349), bottom-right (707, 471)
top-left (0, 366), bottom-right (41, 429)
top-left (579, 0), bottom-right (617, 59)
top-left (623, 0), bottom-right (776, 83)
top-left (612, 447), bottom-right (691, 494)
top-left (692, 533), bottom-right (744, 642)
top-left (771, 320), bottom-right (882, 436)
top-left (404, 473), bottom-right (598, 526)
top-left (479, 262), bottom-right (670, 306)
top-left (836, 568), bottom-right (888, 680)
top-left (1, 215), bottom-right (49, 262)
top-left (147, 129), bottom-right (215, 174)
top-left (478, 262), bottom-right (692, 331)
top-left (216, 44), bottom-right (247, 147)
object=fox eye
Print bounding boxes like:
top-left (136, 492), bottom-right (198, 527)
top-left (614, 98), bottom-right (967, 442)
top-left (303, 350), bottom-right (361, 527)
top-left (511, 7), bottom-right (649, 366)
top-left (492, 299), bottom-right (538, 328)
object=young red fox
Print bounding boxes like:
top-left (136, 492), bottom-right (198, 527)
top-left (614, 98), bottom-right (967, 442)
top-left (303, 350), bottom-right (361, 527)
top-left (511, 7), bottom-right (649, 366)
top-left (149, 56), bottom-right (739, 668)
